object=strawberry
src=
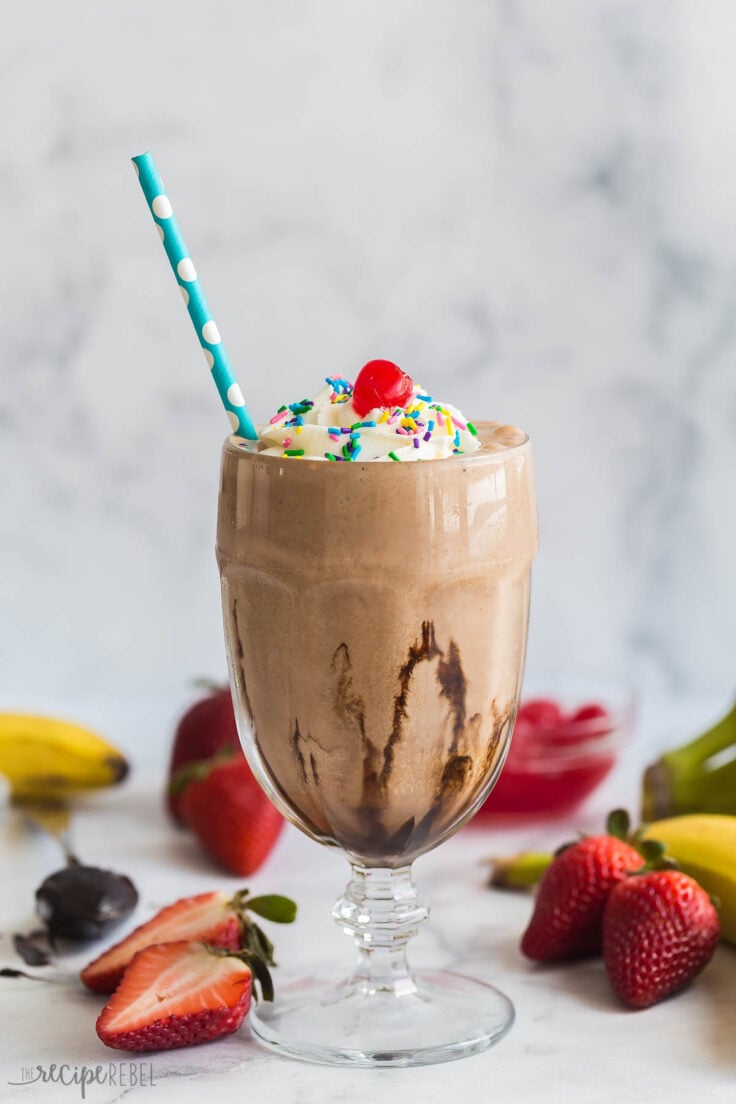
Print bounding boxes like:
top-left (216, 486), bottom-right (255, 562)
top-left (569, 703), bottom-right (609, 725)
top-left (479, 697), bottom-right (615, 815)
top-left (516, 698), bottom-right (564, 729)
top-left (167, 686), bottom-right (241, 823)
top-left (179, 757), bottom-right (284, 877)
top-left (96, 941), bottom-right (260, 1052)
top-left (603, 870), bottom-right (720, 1009)
top-left (81, 888), bottom-right (297, 993)
top-left (521, 814), bottom-right (644, 961)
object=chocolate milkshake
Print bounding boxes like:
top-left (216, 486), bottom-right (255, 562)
top-left (217, 367), bottom-right (538, 867)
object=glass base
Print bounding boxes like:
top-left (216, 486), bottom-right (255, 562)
top-left (249, 969), bottom-right (515, 1068)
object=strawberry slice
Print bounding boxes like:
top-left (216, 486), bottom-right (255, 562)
top-left (81, 889), bottom-right (296, 994)
top-left (96, 941), bottom-right (258, 1052)
top-left (81, 892), bottom-right (238, 993)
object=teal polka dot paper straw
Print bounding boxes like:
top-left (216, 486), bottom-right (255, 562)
top-left (131, 151), bottom-right (257, 440)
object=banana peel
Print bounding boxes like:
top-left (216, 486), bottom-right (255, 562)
top-left (0, 714), bottom-right (129, 802)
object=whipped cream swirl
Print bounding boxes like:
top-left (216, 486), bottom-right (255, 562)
top-left (257, 378), bottom-right (481, 462)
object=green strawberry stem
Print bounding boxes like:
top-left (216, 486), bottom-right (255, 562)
top-left (226, 889), bottom-right (298, 975)
top-left (190, 677), bottom-right (227, 693)
top-left (488, 851), bottom-right (552, 889)
top-left (642, 701), bottom-right (736, 819)
top-left (199, 890), bottom-right (299, 1003)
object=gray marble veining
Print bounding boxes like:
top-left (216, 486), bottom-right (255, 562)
top-left (1, 2), bottom-right (735, 697)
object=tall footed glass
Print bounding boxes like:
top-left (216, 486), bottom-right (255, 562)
top-left (216, 425), bottom-right (538, 1067)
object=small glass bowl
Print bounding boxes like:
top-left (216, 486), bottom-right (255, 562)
top-left (476, 691), bottom-right (635, 818)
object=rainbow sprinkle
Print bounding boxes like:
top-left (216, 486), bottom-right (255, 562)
top-left (263, 377), bottom-right (480, 463)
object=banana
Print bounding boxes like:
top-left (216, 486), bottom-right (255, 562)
top-left (642, 814), bottom-right (736, 945)
top-left (0, 713), bottom-right (129, 802)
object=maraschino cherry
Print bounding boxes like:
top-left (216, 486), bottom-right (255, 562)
top-left (352, 359), bottom-right (414, 416)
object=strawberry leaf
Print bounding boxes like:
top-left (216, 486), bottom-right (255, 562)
top-left (168, 748), bottom-right (238, 796)
top-left (606, 808), bottom-right (630, 841)
top-left (241, 951), bottom-right (274, 1003)
top-left (640, 838), bottom-right (666, 863)
top-left (242, 921), bottom-right (276, 967)
top-left (246, 895), bottom-right (297, 924)
top-left (190, 677), bottom-right (227, 693)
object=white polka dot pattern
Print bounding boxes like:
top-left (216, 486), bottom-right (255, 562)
top-left (227, 383), bottom-right (245, 407)
top-left (201, 320), bottom-right (221, 345)
top-left (177, 258), bottom-right (197, 282)
top-left (151, 195), bottom-right (173, 219)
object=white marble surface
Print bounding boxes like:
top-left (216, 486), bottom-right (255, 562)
top-left (2, 3), bottom-right (736, 700)
top-left (1, 692), bottom-right (734, 1103)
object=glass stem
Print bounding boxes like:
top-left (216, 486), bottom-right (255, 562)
top-left (333, 864), bottom-right (429, 996)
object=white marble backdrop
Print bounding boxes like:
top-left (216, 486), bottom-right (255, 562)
top-left (1, 1), bottom-right (735, 697)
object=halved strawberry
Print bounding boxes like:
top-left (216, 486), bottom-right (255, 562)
top-left (96, 941), bottom-right (257, 1052)
top-left (81, 889), bottom-right (296, 994)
